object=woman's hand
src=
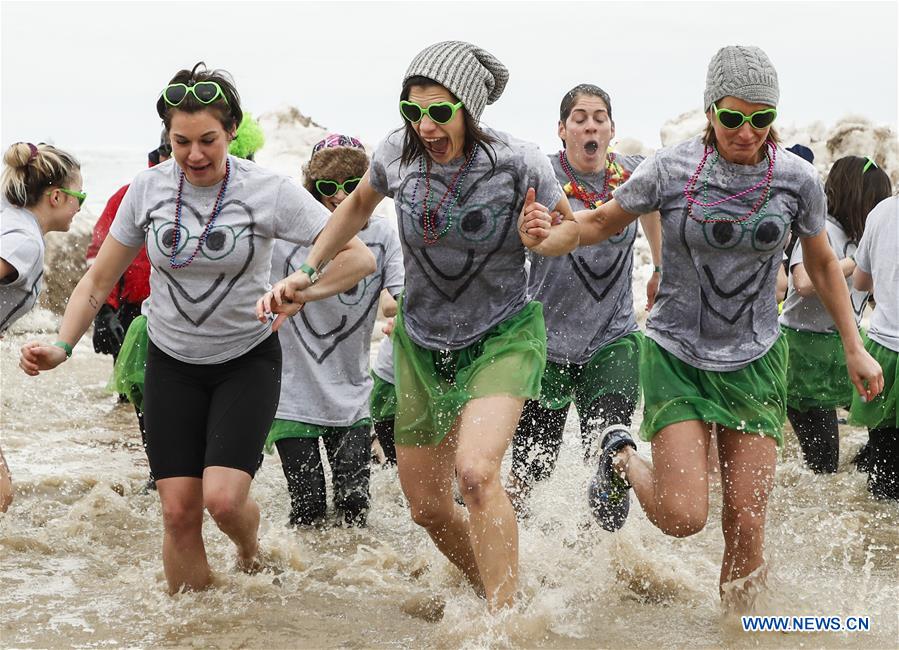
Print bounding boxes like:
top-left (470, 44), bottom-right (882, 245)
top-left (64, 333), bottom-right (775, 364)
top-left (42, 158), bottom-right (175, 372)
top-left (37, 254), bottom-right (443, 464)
top-left (19, 342), bottom-right (67, 376)
top-left (256, 274), bottom-right (313, 331)
top-left (845, 345), bottom-right (884, 403)
top-left (382, 317), bottom-right (395, 337)
top-left (518, 188), bottom-right (558, 247)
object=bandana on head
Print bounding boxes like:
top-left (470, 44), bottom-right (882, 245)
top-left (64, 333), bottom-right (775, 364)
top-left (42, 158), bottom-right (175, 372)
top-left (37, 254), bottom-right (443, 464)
top-left (312, 134), bottom-right (365, 157)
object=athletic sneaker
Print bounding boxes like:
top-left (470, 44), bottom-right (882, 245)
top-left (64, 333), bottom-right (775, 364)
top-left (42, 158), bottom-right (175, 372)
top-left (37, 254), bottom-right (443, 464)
top-left (588, 425), bottom-right (637, 531)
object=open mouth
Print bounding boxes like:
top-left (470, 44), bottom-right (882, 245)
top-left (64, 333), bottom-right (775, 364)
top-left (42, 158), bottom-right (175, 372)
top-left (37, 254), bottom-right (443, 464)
top-left (584, 140), bottom-right (599, 155)
top-left (423, 137), bottom-right (449, 156)
top-left (187, 163), bottom-right (212, 174)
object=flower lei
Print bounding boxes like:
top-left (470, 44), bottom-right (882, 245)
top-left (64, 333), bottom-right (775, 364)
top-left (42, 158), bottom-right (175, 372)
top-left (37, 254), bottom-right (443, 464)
top-left (560, 148), bottom-right (631, 209)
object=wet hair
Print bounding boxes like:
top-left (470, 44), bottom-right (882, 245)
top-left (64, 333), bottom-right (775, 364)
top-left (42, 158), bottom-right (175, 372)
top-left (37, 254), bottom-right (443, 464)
top-left (398, 75), bottom-right (497, 169)
top-left (303, 148), bottom-right (370, 203)
top-left (1, 142), bottom-right (80, 208)
top-left (155, 62), bottom-right (243, 134)
top-left (825, 155), bottom-right (892, 243)
top-left (560, 84), bottom-right (613, 123)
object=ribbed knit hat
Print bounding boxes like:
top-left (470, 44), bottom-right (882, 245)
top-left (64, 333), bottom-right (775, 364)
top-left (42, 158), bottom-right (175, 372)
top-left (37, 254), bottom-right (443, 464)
top-left (404, 41), bottom-right (509, 121)
top-left (704, 45), bottom-right (779, 111)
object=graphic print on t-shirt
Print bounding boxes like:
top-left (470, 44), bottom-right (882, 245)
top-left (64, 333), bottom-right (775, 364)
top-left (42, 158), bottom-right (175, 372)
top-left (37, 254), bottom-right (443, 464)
top-left (684, 208), bottom-right (789, 328)
top-left (395, 163), bottom-right (520, 302)
top-left (150, 197), bottom-right (255, 327)
top-left (284, 242), bottom-right (386, 364)
top-left (570, 222), bottom-right (637, 302)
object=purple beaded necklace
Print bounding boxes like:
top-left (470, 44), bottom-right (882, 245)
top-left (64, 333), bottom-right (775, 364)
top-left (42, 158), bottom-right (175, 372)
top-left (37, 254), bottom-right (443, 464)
top-left (169, 158), bottom-right (231, 269)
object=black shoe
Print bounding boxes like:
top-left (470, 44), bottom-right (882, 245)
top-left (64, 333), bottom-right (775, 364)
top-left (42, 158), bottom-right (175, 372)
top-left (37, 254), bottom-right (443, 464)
top-left (588, 425), bottom-right (637, 531)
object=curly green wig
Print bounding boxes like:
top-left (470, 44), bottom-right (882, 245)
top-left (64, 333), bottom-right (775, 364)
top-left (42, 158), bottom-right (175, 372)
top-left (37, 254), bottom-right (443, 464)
top-left (229, 113), bottom-right (265, 160)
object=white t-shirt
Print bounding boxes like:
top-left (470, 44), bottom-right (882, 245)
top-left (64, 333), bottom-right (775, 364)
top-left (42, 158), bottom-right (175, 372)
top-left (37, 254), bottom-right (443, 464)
top-left (0, 203), bottom-right (44, 335)
top-left (854, 196), bottom-right (899, 352)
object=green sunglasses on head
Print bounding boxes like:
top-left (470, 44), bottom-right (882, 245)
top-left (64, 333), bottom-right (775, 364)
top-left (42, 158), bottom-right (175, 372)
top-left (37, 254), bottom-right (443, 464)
top-left (712, 102), bottom-right (778, 130)
top-left (315, 177), bottom-right (362, 197)
top-left (400, 100), bottom-right (463, 125)
top-left (162, 81), bottom-right (229, 107)
top-left (862, 156), bottom-right (878, 174)
top-left (48, 187), bottom-right (87, 207)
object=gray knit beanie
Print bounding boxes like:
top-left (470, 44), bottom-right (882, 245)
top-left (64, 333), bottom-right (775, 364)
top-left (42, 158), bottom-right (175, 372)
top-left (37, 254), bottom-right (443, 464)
top-left (703, 45), bottom-right (780, 111)
top-left (404, 41), bottom-right (509, 121)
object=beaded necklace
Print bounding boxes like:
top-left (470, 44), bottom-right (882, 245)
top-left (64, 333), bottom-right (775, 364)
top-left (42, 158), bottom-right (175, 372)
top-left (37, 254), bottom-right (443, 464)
top-left (558, 150), bottom-right (610, 209)
top-left (170, 158), bottom-right (231, 269)
top-left (683, 141), bottom-right (776, 224)
top-left (412, 144), bottom-right (480, 245)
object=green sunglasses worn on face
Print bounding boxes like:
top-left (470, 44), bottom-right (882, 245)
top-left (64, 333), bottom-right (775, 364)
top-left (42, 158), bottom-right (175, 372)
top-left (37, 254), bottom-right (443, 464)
top-left (162, 81), bottom-right (229, 107)
top-left (712, 102), bottom-right (778, 130)
top-left (48, 187), bottom-right (87, 207)
top-left (315, 177), bottom-right (362, 197)
top-left (400, 100), bottom-right (463, 125)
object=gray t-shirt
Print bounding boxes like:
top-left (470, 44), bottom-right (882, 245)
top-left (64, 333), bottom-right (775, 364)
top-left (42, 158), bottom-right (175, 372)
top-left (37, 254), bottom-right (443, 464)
top-left (369, 127), bottom-right (563, 350)
top-left (780, 215), bottom-right (867, 333)
top-left (0, 204), bottom-right (44, 335)
top-left (272, 216), bottom-right (404, 426)
top-left (614, 136), bottom-right (825, 371)
top-left (528, 152), bottom-right (645, 364)
top-left (372, 335), bottom-right (395, 384)
top-left (854, 196), bottom-right (899, 352)
top-left (110, 156), bottom-right (329, 364)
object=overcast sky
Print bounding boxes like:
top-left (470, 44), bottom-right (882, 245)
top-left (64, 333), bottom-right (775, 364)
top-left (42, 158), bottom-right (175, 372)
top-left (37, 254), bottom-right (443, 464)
top-left (2, 0), bottom-right (897, 157)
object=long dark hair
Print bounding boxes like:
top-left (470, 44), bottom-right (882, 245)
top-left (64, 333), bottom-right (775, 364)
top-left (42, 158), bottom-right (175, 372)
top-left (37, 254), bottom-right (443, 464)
top-left (155, 62), bottom-right (243, 134)
top-left (398, 75), bottom-right (497, 169)
top-left (825, 155), bottom-right (893, 242)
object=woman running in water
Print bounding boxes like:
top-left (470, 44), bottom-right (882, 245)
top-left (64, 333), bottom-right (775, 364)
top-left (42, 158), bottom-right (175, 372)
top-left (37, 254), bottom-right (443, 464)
top-left (266, 134), bottom-right (403, 526)
top-left (259, 41), bottom-right (579, 610)
top-left (2, 142), bottom-right (84, 512)
top-left (19, 63), bottom-right (375, 593)
top-left (507, 83), bottom-right (661, 518)
top-left (780, 155), bottom-right (891, 473)
top-left (579, 45), bottom-right (883, 605)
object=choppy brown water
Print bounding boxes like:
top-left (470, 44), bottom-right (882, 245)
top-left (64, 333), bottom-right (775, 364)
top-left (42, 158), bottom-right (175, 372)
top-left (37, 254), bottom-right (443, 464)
top-left (1, 334), bottom-right (897, 648)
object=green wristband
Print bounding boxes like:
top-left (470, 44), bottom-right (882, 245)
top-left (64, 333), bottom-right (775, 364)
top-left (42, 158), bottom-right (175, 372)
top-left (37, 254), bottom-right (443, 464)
top-left (299, 262), bottom-right (319, 284)
top-left (653, 265), bottom-right (662, 274)
top-left (53, 341), bottom-right (73, 358)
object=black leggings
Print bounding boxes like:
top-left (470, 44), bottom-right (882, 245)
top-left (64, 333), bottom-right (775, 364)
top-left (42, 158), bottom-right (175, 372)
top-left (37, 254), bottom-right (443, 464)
top-left (142, 334), bottom-right (281, 479)
top-left (373, 419), bottom-right (397, 465)
top-left (275, 425), bottom-right (371, 526)
top-left (511, 392), bottom-right (636, 487)
top-left (787, 407), bottom-right (840, 473)
top-left (861, 427), bottom-right (899, 500)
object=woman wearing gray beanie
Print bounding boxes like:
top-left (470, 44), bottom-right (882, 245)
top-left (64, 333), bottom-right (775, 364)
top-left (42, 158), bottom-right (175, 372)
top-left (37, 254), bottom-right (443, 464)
top-left (576, 45), bottom-right (883, 606)
top-left (258, 40), bottom-right (580, 610)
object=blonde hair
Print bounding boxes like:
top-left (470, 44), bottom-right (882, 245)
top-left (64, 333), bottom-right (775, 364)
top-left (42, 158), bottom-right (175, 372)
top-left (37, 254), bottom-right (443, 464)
top-left (1, 142), bottom-right (80, 208)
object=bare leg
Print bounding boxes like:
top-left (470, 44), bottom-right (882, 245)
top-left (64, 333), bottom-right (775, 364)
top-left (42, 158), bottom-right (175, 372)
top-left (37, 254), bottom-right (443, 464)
top-left (396, 426), bottom-right (484, 596)
top-left (202, 466), bottom-right (259, 570)
top-left (717, 428), bottom-right (776, 597)
top-left (156, 476), bottom-right (211, 593)
top-left (455, 395), bottom-right (525, 610)
top-left (0, 446), bottom-right (13, 513)
top-left (614, 420), bottom-right (712, 537)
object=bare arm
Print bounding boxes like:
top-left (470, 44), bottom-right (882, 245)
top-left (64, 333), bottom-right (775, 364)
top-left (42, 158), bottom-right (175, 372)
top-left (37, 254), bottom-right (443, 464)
top-left (380, 290), bottom-right (398, 318)
top-left (19, 237), bottom-right (141, 374)
top-left (793, 255), bottom-right (857, 297)
top-left (577, 198), bottom-right (641, 246)
top-left (639, 211), bottom-right (662, 309)
top-left (852, 266), bottom-right (874, 293)
top-left (519, 193), bottom-right (579, 257)
top-left (801, 232), bottom-right (883, 400)
top-left (0, 257), bottom-right (16, 282)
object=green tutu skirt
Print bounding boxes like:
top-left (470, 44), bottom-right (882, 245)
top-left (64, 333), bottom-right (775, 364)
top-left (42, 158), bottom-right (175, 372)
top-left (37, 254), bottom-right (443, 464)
top-left (109, 315), bottom-right (148, 410)
top-left (640, 335), bottom-right (788, 446)
top-left (369, 372), bottom-right (397, 423)
top-left (393, 299), bottom-right (546, 447)
top-left (782, 326), bottom-right (854, 411)
top-left (850, 335), bottom-right (899, 429)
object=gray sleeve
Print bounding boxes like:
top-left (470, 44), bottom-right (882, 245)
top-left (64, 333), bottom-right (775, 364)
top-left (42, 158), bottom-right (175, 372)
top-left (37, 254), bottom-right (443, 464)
top-left (613, 152), bottom-right (662, 215)
top-left (526, 144), bottom-right (564, 210)
top-left (274, 178), bottom-right (330, 245)
top-left (0, 230), bottom-right (41, 288)
top-left (794, 174), bottom-right (826, 239)
top-left (369, 136), bottom-right (396, 198)
top-left (108, 184), bottom-right (146, 248)
top-left (383, 227), bottom-right (405, 296)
